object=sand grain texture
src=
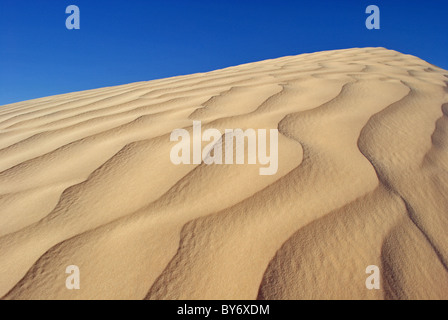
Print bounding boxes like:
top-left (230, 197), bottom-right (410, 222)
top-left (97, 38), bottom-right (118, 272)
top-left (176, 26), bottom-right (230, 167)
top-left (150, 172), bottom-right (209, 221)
top-left (0, 48), bottom-right (447, 300)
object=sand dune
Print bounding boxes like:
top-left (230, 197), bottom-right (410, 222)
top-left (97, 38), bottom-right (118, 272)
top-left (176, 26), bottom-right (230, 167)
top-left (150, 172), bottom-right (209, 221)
top-left (0, 47), bottom-right (447, 300)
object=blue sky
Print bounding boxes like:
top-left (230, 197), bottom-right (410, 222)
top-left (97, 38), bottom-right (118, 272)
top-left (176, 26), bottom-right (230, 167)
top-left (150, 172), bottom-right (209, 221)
top-left (0, 0), bottom-right (447, 106)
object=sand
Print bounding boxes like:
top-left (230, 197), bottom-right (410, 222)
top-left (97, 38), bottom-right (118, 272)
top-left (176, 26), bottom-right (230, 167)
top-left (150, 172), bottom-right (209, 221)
top-left (0, 47), bottom-right (447, 300)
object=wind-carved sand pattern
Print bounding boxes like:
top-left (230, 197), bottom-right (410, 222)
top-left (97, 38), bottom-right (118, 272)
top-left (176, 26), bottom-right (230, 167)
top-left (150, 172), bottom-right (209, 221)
top-left (0, 48), bottom-right (447, 300)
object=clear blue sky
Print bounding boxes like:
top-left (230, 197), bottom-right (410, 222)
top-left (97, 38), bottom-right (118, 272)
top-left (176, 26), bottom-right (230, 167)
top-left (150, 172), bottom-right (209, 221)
top-left (1, 0), bottom-right (447, 106)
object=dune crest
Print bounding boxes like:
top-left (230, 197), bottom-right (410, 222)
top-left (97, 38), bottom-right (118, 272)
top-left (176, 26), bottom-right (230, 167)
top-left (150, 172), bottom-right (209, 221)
top-left (0, 48), bottom-right (447, 300)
